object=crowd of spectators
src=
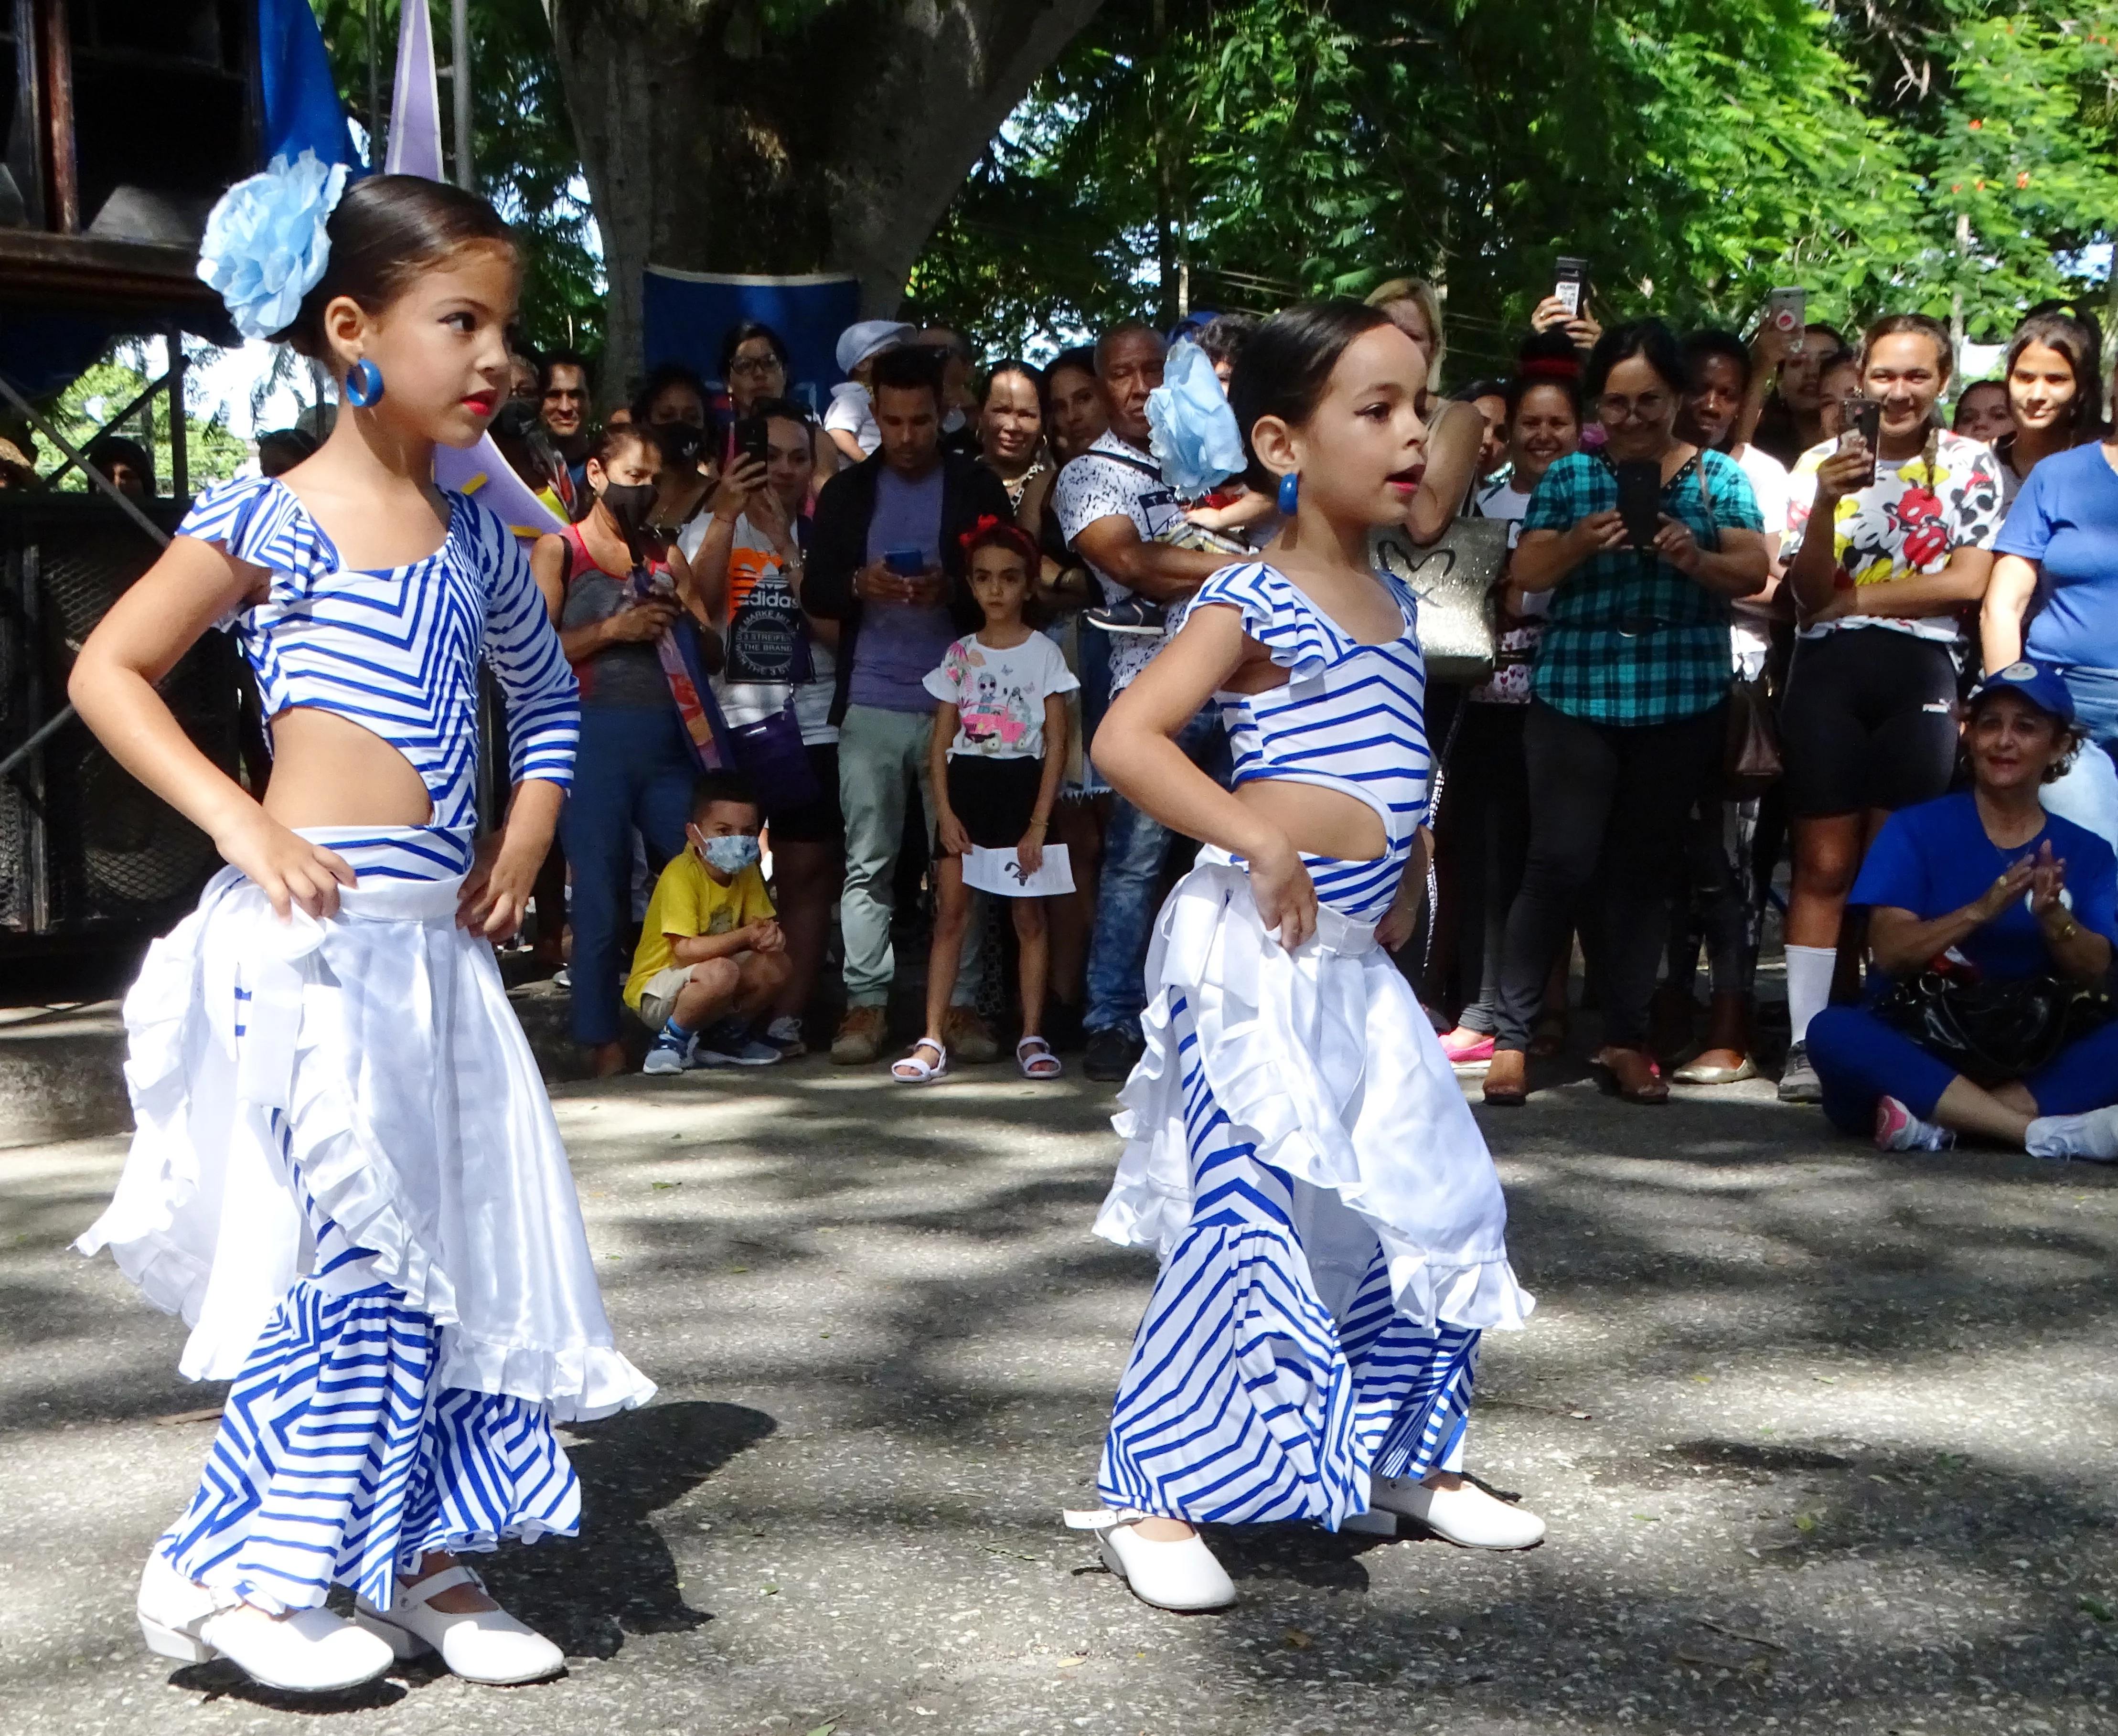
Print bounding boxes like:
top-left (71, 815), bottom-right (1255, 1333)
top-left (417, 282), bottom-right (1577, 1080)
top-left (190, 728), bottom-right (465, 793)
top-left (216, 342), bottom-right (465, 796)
top-left (62, 275), bottom-right (2118, 1149)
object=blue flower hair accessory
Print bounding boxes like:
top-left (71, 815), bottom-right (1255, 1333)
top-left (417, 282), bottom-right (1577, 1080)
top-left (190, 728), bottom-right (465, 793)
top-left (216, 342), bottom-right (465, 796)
top-left (1147, 339), bottom-right (1245, 500)
top-left (196, 151), bottom-right (349, 342)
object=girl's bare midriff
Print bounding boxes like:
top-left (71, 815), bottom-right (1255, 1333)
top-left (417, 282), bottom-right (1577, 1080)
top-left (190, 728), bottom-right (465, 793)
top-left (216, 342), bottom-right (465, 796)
top-left (1234, 777), bottom-right (1385, 865)
top-left (261, 707), bottom-right (436, 828)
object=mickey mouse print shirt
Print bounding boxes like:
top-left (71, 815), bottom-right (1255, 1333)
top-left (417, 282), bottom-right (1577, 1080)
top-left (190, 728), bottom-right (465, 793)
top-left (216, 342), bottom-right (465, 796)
top-left (1786, 427), bottom-right (2003, 648)
top-left (922, 629), bottom-right (1079, 760)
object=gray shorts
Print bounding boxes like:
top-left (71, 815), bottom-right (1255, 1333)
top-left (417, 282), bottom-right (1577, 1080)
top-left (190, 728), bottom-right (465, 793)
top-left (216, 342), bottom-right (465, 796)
top-left (635, 964), bottom-right (693, 1031)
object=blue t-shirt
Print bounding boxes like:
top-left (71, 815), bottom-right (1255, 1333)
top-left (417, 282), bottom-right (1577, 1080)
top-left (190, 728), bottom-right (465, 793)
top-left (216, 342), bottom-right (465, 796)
top-left (1850, 790), bottom-right (2118, 984)
top-left (850, 462), bottom-right (955, 713)
top-left (1992, 442), bottom-right (2118, 668)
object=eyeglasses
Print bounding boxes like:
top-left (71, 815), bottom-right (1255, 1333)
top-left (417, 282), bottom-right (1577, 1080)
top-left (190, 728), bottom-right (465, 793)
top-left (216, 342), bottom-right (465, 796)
top-left (728, 353), bottom-right (781, 378)
top-left (1597, 392), bottom-right (1671, 424)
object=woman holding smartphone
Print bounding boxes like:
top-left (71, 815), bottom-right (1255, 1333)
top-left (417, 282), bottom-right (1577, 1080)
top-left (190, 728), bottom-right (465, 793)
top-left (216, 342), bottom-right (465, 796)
top-left (1776, 313), bottom-right (2004, 1104)
top-left (1481, 321), bottom-right (1768, 1107)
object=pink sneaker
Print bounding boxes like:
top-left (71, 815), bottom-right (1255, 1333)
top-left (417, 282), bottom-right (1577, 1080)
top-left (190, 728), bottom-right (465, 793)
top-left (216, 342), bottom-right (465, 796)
top-left (1440, 1029), bottom-right (1497, 1065)
top-left (1874, 1094), bottom-right (1954, 1153)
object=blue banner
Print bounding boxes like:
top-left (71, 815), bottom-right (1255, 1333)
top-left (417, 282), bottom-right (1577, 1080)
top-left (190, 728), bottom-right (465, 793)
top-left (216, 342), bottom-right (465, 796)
top-left (641, 268), bottom-right (862, 415)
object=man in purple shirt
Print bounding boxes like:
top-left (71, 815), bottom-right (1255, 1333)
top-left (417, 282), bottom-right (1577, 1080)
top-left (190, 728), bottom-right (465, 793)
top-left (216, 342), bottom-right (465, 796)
top-left (804, 346), bottom-right (1014, 1064)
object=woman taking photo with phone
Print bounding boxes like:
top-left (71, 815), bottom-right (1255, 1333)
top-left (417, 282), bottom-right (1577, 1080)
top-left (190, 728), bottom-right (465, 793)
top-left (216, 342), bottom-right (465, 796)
top-left (1776, 313), bottom-right (2004, 1104)
top-left (1481, 320), bottom-right (1768, 1108)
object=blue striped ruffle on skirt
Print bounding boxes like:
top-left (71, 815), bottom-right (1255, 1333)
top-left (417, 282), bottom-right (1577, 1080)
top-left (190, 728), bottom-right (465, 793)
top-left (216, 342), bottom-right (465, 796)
top-left (1098, 992), bottom-right (1478, 1529)
top-left (161, 1145), bottom-right (580, 1613)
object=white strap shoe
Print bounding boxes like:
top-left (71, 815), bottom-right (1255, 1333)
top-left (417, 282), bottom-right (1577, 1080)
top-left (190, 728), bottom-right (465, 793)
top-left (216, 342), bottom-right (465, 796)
top-left (354, 1564), bottom-right (565, 1685)
top-left (1063, 1508), bottom-right (1237, 1611)
top-left (137, 1551), bottom-right (394, 1693)
top-left (1365, 1475), bottom-right (1546, 1549)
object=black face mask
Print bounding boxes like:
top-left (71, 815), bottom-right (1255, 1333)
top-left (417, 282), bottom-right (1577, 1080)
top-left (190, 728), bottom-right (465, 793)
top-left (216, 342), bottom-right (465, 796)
top-left (599, 481), bottom-right (657, 540)
top-left (655, 421), bottom-right (705, 469)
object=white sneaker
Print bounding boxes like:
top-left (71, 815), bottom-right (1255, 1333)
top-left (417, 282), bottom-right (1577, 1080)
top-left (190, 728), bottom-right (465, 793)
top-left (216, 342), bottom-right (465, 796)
top-left (1875, 1094), bottom-right (1956, 1153)
top-left (354, 1565), bottom-right (564, 1686)
top-left (1063, 1508), bottom-right (1236, 1611)
top-left (137, 1551), bottom-right (394, 1693)
top-left (2026, 1106), bottom-right (2118, 1162)
top-left (1366, 1475), bottom-right (1546, 1549)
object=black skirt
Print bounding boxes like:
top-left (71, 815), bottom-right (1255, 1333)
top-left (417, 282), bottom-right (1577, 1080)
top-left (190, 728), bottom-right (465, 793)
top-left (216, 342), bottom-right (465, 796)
top-left (945, 753), bottom-right (1045, 851)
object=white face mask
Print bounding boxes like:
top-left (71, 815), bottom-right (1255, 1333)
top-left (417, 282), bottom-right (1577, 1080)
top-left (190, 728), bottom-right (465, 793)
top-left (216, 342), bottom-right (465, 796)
top-left (696, 832), bottom-right (760, 874)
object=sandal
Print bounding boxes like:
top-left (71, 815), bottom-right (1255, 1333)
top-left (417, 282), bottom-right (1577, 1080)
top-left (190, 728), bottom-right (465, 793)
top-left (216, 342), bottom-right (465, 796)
top-left (889, 1038), bottom-right (949, 1084)
top-left (1591, 1045), bottom-right (1668, 1105)
top-left (1016, 1035), bottom-right (1063, 1079)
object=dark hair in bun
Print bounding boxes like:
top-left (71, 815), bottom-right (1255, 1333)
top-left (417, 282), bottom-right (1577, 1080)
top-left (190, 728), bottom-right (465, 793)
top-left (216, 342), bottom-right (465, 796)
top-left (276, 174), bottom-right (516, 358)
top-left (1227, 300), bottom-right (1397, 492)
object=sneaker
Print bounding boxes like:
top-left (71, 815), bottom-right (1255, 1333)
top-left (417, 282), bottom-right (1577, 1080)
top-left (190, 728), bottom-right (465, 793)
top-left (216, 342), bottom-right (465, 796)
top-left (831, 1004), bottom-right (888, 1065)
top-left (1776, 1040), bottom-right (1822, 1104)
top-left (695, 1020), bottom-right (781, 1067)
top-left (552, 965), bottom-right (572, 990)
top-left (1874, 1094), bottom-right (1955, 1153)
top-left (763, 1015), bottom-right (807, 1059)
top-left (2024, 1106), bottom-right (2118, 1162)
top-left (642, 1029), bottom-right (693, 1076)
top-left (1084, 595), bottom-right (1167, 636)
top-left (1083, 1025), bottom-right (1145, 1083)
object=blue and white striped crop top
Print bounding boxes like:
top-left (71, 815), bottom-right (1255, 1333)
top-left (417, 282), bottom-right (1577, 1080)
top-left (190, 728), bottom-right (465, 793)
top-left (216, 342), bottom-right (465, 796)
top-left (178, 476), bottom-right (580, 834)
top-left (1188, 560), bottom-right (1431, 921)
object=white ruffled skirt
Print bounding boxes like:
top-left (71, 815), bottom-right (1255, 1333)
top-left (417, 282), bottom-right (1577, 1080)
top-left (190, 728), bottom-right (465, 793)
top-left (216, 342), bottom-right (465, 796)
top-left (77, 830), bottom-right (653, 1420)
top-left (1093, 857), bottom-right (1531, 1530)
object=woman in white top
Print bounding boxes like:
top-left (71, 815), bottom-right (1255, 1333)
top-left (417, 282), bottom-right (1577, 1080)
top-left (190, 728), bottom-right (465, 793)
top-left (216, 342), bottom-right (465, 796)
top-left (1776, 313), bottom-right (2004, 1104)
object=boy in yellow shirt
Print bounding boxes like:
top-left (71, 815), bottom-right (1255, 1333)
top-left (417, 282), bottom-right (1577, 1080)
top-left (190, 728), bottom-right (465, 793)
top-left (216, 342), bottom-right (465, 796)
top-left (628, 772), bottom-right (793, 1074)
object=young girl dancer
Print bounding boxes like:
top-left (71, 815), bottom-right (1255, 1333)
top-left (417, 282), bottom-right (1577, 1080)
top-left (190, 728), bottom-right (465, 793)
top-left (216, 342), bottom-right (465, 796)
top-left (893, 519), bottom-right (1078, 1082)
top-left (1065, 302), bottom-right (1540, 1610)
top-left (71, 162), bottom-right (653, 1693)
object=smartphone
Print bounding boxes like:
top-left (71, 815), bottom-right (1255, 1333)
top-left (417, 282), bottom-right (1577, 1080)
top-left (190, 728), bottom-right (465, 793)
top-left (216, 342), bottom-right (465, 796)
top-left (1766, 287), bottom-right (1807, 355)
top-left (1614, 460), bottom-right (1661, 550)
top-left (1553, 256), bottom-right (1588, 319)
top-left (883, 545), bottom-right (927, 577)
top-left (1839, 397), bottom-right (1883, 488)
top-left (735, 413), bottom-right (770, 469)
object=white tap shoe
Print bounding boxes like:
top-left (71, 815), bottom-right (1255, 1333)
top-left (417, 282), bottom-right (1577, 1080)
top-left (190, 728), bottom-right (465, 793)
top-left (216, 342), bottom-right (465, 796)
top-left (1361, 1474), bottom-right (1546, 1549)
top-left (353, 1564), bottom-right (565, 1685)
top-left (1063, 1508), bottom-right (1237, 1611)
top-left (137, 1551), bottom-right (395, 1693)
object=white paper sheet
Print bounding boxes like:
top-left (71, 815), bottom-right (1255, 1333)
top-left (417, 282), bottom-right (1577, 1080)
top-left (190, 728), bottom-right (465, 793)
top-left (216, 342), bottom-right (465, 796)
top-left (962, 842), bottom-right (1074, 897)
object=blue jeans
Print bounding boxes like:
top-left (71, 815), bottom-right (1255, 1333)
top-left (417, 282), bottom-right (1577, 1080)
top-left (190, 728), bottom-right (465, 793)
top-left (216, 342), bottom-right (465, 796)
top-left (2042, 665), bottom-right (2118, 850)
top-left (559, 705), bottom-right (695, 1046)
top-left (1084, 706), bottom-right (1229, 1038)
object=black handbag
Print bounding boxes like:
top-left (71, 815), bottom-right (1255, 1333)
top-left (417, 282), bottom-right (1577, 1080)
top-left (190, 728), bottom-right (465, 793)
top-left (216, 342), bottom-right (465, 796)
top-left (1369, 517), bottom-right (1508, 684)
top-left (1872, 969), bottom-right (2114, 1088)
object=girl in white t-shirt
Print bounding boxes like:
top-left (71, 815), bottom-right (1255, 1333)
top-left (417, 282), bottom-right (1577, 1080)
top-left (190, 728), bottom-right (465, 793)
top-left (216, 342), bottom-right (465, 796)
top-left (894, 520), bottom-right (1079, 1083)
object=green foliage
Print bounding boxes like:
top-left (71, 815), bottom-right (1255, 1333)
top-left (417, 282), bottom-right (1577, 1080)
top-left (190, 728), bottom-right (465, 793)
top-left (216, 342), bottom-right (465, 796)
top-left (48, 347), bottom-right (250, 495)
top-left (309, 0), bottom-right (603, 361)
top-left (911, 0), bottom-right (2118, 374)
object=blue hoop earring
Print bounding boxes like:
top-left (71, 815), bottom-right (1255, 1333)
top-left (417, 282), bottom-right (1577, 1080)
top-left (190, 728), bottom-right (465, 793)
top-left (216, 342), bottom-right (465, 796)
top-left (343, 358), bottom-right (385, 407)
top-left (1276, 470), bottom-right (1299, 514)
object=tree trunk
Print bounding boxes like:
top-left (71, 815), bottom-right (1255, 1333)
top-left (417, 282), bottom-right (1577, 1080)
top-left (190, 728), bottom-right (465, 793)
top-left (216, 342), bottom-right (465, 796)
top-left (546, 0), bottom-right (1106, 399)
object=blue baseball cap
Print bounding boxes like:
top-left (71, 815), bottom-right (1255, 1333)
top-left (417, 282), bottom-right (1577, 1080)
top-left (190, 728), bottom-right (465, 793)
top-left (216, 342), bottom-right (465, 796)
top-left (1969, 660), bottom-right (2075, 723)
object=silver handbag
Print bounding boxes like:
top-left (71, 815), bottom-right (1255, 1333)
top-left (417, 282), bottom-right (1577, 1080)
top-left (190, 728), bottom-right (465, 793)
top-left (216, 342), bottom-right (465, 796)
top-left (1370, 517), bottom-right (1509, 683)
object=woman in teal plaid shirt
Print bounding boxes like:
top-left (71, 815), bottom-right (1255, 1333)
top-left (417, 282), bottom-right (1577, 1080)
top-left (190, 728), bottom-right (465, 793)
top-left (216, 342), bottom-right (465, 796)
top-left (1482, 320), bottom-right (1770, 1106)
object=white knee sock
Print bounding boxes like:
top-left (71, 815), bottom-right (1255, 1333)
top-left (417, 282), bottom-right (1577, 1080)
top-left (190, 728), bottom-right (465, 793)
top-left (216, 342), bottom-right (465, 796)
top-left (1785, 944), bottom-right (1837, 1046)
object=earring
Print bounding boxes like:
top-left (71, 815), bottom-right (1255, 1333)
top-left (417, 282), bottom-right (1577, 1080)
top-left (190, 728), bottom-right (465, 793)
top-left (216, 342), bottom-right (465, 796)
top-left (343, 358), bottom-right (385, 407)
top-left (1276, 470), bottom-right (1299, 514)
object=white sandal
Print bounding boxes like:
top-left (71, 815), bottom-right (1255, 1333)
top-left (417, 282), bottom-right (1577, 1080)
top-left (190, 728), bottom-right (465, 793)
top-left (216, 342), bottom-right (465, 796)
top-left (353, 1564), bottom-right (565, 1685)
top-left (1016, 1035), bottom-right (1063, 1079)
top-left (1063, 1507), bottom-right (1236, 1611)
top-left (889, 1038), bottom-right (949, 1084)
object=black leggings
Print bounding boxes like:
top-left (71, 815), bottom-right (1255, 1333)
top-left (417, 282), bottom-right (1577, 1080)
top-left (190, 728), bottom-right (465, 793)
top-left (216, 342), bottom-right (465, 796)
top-left (1436, 702), bottom-right (1531, 1035)
top-left (1495, 699), bottom-right (1727, 1052)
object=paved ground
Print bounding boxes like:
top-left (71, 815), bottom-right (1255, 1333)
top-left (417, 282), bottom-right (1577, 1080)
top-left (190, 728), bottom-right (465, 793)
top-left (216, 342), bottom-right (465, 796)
top-left (4, 1054), bottom-right (2116, 1735)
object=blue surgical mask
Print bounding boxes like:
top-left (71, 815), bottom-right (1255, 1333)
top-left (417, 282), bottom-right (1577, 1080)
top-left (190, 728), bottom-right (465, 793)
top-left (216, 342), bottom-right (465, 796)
top-left (700, 832), bottom-right (761, 874)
